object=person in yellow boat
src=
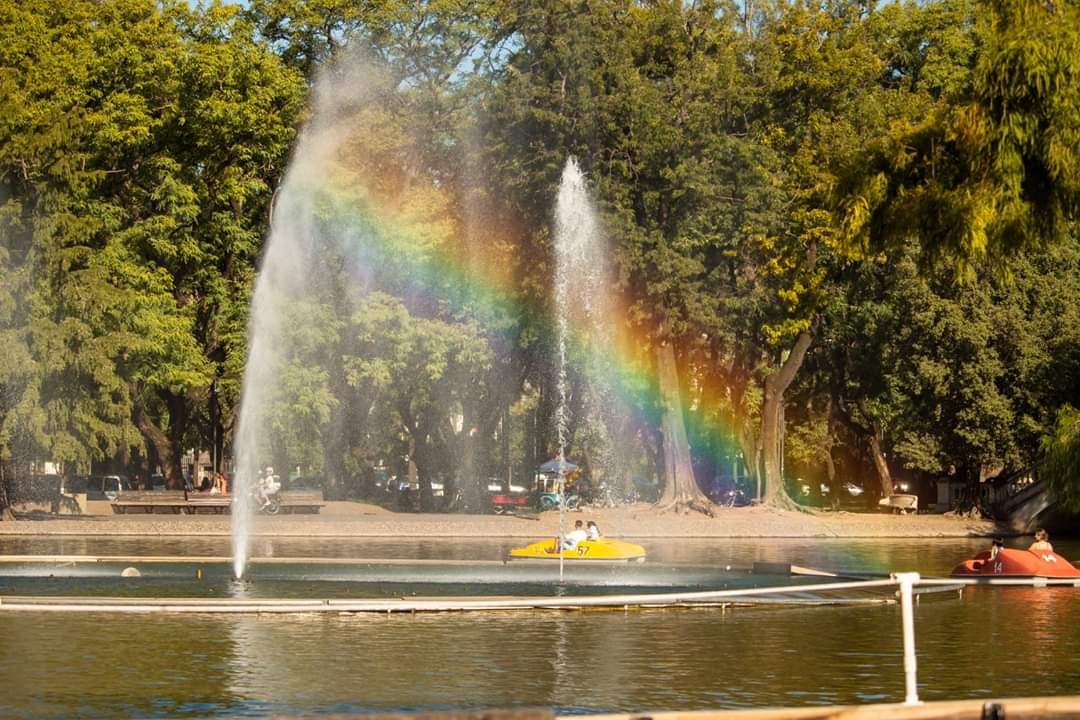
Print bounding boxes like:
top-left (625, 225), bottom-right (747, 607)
top-left (587, 520), bottom-right (601, 540)
top-left (563, 520), bottom-right (588, 549)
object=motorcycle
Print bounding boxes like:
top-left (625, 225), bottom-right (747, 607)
top-left (720, 487), bottom-right (751, 507)
top-left (251, 476), bottom-right (282, 515)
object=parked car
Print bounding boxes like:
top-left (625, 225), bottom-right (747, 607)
top-left (84, 475), bottom-right (131, 501)
top-left (429, 477), bottom-right (445, 497)
top-left (486, 478), bottom-right (528, 494)
top-left (843, 482), bottom-right (865, 497)
top-left (485, 478), bottom-right (531, 514)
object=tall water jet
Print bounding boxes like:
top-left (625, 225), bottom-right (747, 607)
top-left (231, 137), bottom-right (323, 578)
top-left (552, 160), bottom-right (582, 575)
top-left (552, 158), bottom-right (625, 493)
top-left (231, 56), bottom-right (494, 578)
top-left (232, 63), bottom-right (376, 579)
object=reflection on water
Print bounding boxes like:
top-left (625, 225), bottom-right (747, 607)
top-left (1, 537), bottom-right (1079, 718)
top-left (6, 597), bottom-right (1080, 718)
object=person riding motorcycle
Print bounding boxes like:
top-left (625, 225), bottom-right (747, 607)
top-left (256, 466), bottom-right (280, 510)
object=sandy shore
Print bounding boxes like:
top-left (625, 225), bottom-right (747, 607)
top-left (0, 501), bottom-right (1000, 538)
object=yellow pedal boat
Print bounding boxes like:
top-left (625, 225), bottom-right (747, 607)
top-left (508, 538), bottom-right (646, 562)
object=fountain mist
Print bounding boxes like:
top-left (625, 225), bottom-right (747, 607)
top-left (552, 158), bottom-right (625, 492)
top-left (232, 64), bottom-right (377, 578)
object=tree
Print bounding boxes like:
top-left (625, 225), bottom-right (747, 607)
top-left (837, 0), bottom-right (1080, 267)
top-left (138, 4), bottom-right (304, 486)
top-left (0, 181), bottom-right (34, 519)
top-left (0, 0), bottom-right (304, 488)
top-left (694, 0), bottom-right (902, 507)
top-left (0, 0), bottom-right (183, 477)
top-left (341, 293), bottom-right (491, 509)
top-left (1043, 405), bottom-right (1080, 512)
top-left (802, 236), bottom-right (1080, 500)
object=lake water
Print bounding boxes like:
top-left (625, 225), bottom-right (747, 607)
top-left (2, 536), bottom-right (1078, 718)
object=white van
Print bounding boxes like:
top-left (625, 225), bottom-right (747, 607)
top-left (84, 475), bottom-right (130, 501)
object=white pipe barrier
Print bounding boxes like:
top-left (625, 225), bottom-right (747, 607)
top-left (893, 572), bottom-right (921, 705)
top-left (0, 576), bottom-right (909, 613)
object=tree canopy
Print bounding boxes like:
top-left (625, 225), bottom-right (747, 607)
top-left (1, 0), bottom-right (1077, 517)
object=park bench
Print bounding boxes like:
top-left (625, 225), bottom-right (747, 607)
top-left (878, 493), bottom-right (918, 515)
top-left (111, 490), bottom-right (229, 514)
top-left (277, 491), bottom-right (325, 514)
top-left (111, 490), bottom-right (324, 514)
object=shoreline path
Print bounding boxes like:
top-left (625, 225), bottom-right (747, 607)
top-left (0, 501), bottom-right (998, 538)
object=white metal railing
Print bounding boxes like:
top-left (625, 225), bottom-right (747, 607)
top-left (0, 576), bottom-right (916, 611)
top-left (894, 572), bottom-right (921, 704)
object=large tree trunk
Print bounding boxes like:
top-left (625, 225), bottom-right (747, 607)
top-left (737, 416), bottom-right (761, 499)
top-left (166, 392), bottom-right (190, 487)
top-left (0, 459), bottom-right (14, 521)
top-left (824, 399), bottom-right (840, 509)
top-left (459, 396), bottom-right (485, 511)
top-left (760, 331), bottom-right (813, 508)
top-left (654, 342), bottom-right (712, 514)
top-left (641, 422), bottom-right (664, 497)
top-left (407, 433), bottom-right (418, 486)
top-left (209, 379), bottom-right (223, 474)
top-left (323, 415), bottom-right (347, 500)
top-left (824, 445), bottom-right (839, 509)
top-left (833, 398), bottom-right (894, 499)
top-left (415, 412), bottom-right (439, 512)
top-left (867, 425), bottom-right (894, 497)
top-left (476, 393), bottom-right (510, 508)
top-left (133, 401), bottom-right (184, 490)
top-left (730, 376), bottom-right (762, 500)
top-left (322, 348), bottom-right (350, 500)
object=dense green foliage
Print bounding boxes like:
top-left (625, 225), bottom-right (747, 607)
top-left (1, 0), bottom-right (1077, 514)
top-left (0, 0), bottom-right (304, 489)
top-left (1044, 406), bottom-right (1080, 512)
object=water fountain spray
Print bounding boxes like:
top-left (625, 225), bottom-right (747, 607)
top-left (231, 63), bottom-right (374, 579)
top-left (552, 157), bottom-right (606, 580)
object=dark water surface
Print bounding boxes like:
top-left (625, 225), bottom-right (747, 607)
top-left (2, 536), bottom-right (1078, 718)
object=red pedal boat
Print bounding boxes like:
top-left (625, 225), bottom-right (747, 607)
top-left (951, 547), bottom-right (1080, 578)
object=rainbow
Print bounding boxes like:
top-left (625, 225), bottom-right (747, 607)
top-left (281, 159), bottom-right (744, 492)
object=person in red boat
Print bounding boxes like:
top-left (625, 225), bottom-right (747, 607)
top-left (1030, 528), bottom-right (1053, 552)
top-left (989, 537), bottom-right (1004, 561)
top-left (953, 531), bottom-right (1080, 579)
